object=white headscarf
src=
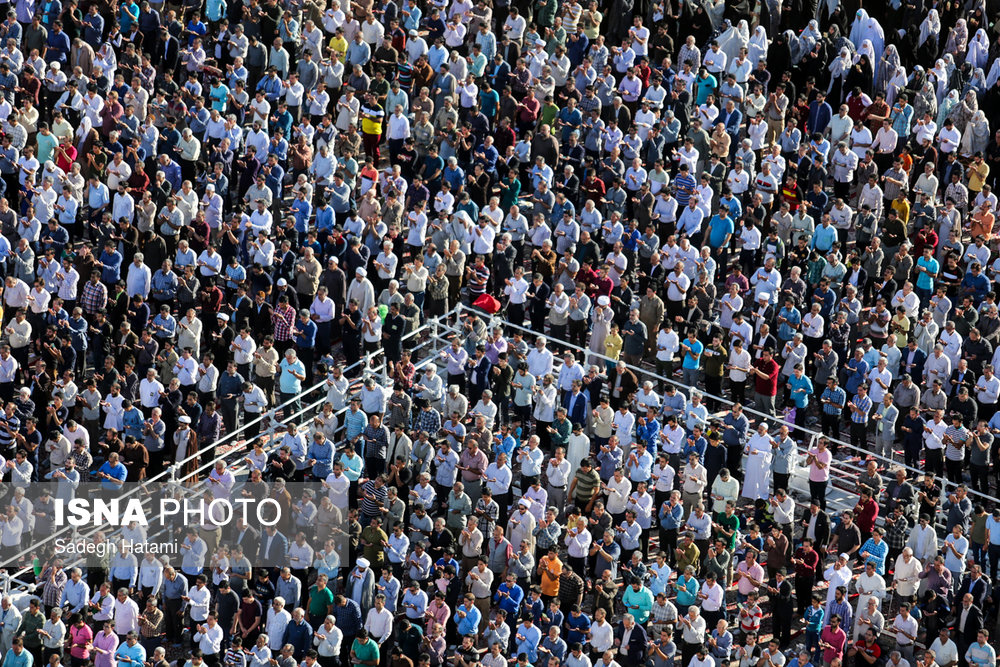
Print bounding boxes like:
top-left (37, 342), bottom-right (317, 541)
top-left (748, 25), bottom-right (768, 65)
top-left (828, 47), bottom-right (852, 82)
top-left (716, 19), bottom-right (751, 63)
top-left (986, 57), bottom-right (1000, 88)
top-left (945, 18), bottom-right (968, 55)
top-left (943, 53), bottom-right (957, 78)
top-left (919, 9), bottom-right (940, 47)
top-left (938, 89), bottom-right (960, 125)
top-left (931, 58), bottom-right (950, 101)
top-left (802, 19), bottom-right (822, 46)
top-left (887, 64), bottom-right (908, 107)
top-left (967, 28), bottom-right (989, 70)
top-left (855, 39), bottom-right (875, 66)
top-left (849, 11), bottom-right (885, 78)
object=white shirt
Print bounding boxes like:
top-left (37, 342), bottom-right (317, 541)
top-left (194, 623), bottom-right (224, 655)
top-left (364, 607), bottom-right (393, 643)
top-left (112, 597), bottom-right (140, 634)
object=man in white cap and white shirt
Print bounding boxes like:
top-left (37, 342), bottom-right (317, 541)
top-left (347, 267), bottom-right (375, 313)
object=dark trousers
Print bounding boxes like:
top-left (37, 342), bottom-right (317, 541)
top-left (809, 480), bottom-right (827, 510)
top-left (850, 420), bottom-right (868, 450)
top-left (794, 574), bottom-right (814, 615)
top-left (165, 596), bottom-right (184, 639)
top-left (773, 472), bottom-right (790, 495)
top-left (925, 448), bottom-right (944, 478)
top-left (821, 412), bottom-right (841, 441)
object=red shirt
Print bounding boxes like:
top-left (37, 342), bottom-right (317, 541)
top-left (853, 639), bottom-right (881, 663)
top-left (821, 626), bottom-right (847, 664)
top-left (792, 546), bottom-right (820, 578)
top-left (753, 358), bottom-right (779, 396)
top-left (853, 497), bottom-right (879, 534)
top-left (589, 275), bottom-right (613, 299)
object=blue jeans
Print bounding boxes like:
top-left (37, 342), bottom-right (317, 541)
top-left (681, 367), bottom-right (700, 396)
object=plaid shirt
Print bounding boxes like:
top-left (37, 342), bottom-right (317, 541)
top-left (332, 598), bottom-right (363, 635)
top-left (650, 599), bottom-right (678, 627)
top-left (138, 607), bottom-right (164, 638)
top-left (850, 394), bottom-right (873, 423)
top-left (413, 407), bottom-right (442, 436)
top-left (885, 516), bottom-right (909, 551)
top-left (40, 567), bottom-right (67, 607)
top-left (80, 280), bottom-right (108, 314)
top-left (73, 448), bottom-right (93, 473)
top-left (533, 521), bottom-right (561, 549)
top-left (271, 304), bottom-right (296, 342)
top-left (827, 598), bottom-right (852, 631)
top-left (859, 537), bottom-right (889, 574)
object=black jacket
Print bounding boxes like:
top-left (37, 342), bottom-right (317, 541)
top-left (800, 508), bottom-right (831, 551)
top-left (612, 623), bottom-right (648, 667)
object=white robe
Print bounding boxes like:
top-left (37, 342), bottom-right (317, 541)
top-left (849, 10), bottom-right (885, 78)
top-left (566, 432), bottom-right (591, 479)
top-left (853, 571), bottom-right (887, 636)
top-left (824, 562), bottom-right (853, 612)
top-left (741, 432), bottom-right (772, 500)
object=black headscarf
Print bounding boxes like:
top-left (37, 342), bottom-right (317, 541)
top-left (768, 30), bottom-right (792, 77)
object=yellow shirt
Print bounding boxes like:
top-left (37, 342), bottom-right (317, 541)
top-left (604, 333), bottom-right (623, 360)
top-left (969, 160), bottom-right (990, 193)
top-left (891, 197), bottom-right (910, 223)
top-left (329, 35), bottom-right (348, 60)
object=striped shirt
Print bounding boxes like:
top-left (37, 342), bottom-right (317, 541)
top-left (359, 479), bottom-right (388, 519)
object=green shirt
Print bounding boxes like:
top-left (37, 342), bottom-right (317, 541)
top-left (540, 103), bottom-right (559, 128)
top-left (308, 585), bottom-right (334, 618)
top-left (551, 418), bottom-right (572, 448)
top-left (17, 610), bottom-right (45, 648)
top-left (713, 512), bottom-right (741, 550)
top-left (352, 638), bottom-right (380, 665)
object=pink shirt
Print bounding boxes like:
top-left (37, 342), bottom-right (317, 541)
top-left (93, 630), bottom-right (119, 667)
top-left (424, 601), bottom-right (450, 628)
top-left (821, 626), bottom-right (847, 664)
top-left (808, 447), bottom-right (832, 482)
top-left (736, 561), bottom-right (764, 596)
top-left (70, 624), bottom-right (94, 660)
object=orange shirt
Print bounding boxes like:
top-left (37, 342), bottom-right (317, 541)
top-left (537, 556), bottom-right (563, 596)
top-left (970, 211), bottom-right (996, 240)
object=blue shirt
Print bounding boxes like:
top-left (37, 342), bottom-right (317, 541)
top-left (682, 338), bottom-right (703, 369)
top-left (986, 516), bottom-right (1000, 546)
top-left (279, 358), bottom-right (306, 393)
top-left (707, 215), bottom-right (734, 248)
top-left (850, 394), bottom-right (872, 422)
top-left (494, 582), bottom-right (524, 616)
top-left (453, 604), bottom-right (482, 637)
top-left (858, 537), bottom-right (888, 574)
top-left (564, 613), bottom-right (591, 644)
top-left (291, 198), bottom-right (312, 232)
top-left (845, 358), bottom-right (870, 395)
top-left (810, 224), bottom-right (838, 252)
top-left (788, 375), bottom-right (813, 408)
top-left (115, 642), bottom-right (147, 664)
top-left (99, 249), bottom-right (123, 283)
top-left (3, 649), bottom-right (32, 667)
top-left (821, 386), bottom-right (847, 415)
top-left (293, 319), bottom-right (317, 349)
top-left (98, 460), bottom-right (127, 491)
top-left (777, 306), bottom-right (802, 341)
top-left (916, 256), bottom-right (939, 290)
top-left (514, 623), bottom-right (542, 661)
